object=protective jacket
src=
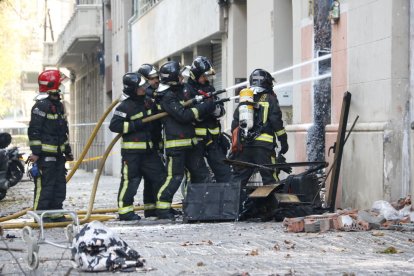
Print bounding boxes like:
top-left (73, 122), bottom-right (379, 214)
top-left (109, 96), bottom-right (161, 154)
top-left (160, 85), bottom-right (207, 152)
top-left (28, 97), bottom-right (71, 157)
top-left (231, 89), bottom-right (286, 150)
top-left (183, 79), bottom-right (225, 140)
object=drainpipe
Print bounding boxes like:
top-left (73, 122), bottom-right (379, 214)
top-left (127, 0), bottom-right (139, 71)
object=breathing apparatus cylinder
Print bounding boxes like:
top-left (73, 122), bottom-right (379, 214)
top-left (238, 88), bottom-right (255, 136)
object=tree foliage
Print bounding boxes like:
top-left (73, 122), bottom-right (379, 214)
top-left (0, 0), bottom-right (40, 119)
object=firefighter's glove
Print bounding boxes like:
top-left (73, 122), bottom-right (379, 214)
top-left (65, 153), bottom-right (74, 162)
top-left (213, 104), bottom-right (223, 117)
top-left (278, 133), bottom-right (289, 154)
top-left (196, 99), bottom-right (215, 116)
top-left (132, 119), bottom-right (145, 130)
top-left (277, 153), bottom-right (292, 174)
top-left (218, 133), bottom-right (231, 155)
top-left (192, 95), bottom-right (204, 105)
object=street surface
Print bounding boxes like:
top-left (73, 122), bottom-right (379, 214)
top-left (1, 170), bottom-right (414, 275)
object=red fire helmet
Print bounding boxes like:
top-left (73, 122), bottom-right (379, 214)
top-left (38, 69), bottom-right (68, 93)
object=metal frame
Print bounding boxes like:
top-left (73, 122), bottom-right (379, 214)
top-left (21, 210), bottom-right (80, 270)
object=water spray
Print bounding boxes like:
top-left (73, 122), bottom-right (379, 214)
top-left (0, 54), bottom-right (333, 228)
top-left (222, 53), bottom-right (332, 92)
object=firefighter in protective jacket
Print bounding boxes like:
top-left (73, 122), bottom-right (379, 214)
top-left (155, 61), bottom-right (215, 220)
top-left (109, 72), bottom-right (166, 221)
top-left (136, 64), bottom-right (163, 217)
top-left (183, 56), bottom-right (231, 182)
top-left (231, 69), bottom-right (289, 187)
top-left (28, 69), bottom-right (73, 222)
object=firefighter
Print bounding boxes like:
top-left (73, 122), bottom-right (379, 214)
top-left (231, 69), bottom-right (289, 187)
top-left (109, 72), bottom-right (166, 221)
top-left (137, 63), bottom-right (160, 98)
top-left (28, 69), bottom-right (73, 222)
top-left (136, 64), bottom-right (163, 217)
top-left (183, 56), bottom-right (231, 182)
top-left (155, 61), bottom-right (215, 220)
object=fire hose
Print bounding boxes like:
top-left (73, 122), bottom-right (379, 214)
top-left (0, 98), bottom-right (121, 225)
top-left (0, 93), bottom-right (221, 229)
top-left (0, 54), bottom-right (332, 228)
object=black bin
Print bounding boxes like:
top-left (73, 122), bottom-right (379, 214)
top-left (183, 182), bottom-right (241, 222)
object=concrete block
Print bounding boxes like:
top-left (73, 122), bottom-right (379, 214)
top-left (358, 210), bottom-right (386, 225)
top-left (305, 213), bottom-right (338, 229)
top-left (304, 218), bottom-right (330, 233)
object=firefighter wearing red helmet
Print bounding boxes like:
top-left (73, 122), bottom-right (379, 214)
top-left (27, 69), bottom-right (73, 222)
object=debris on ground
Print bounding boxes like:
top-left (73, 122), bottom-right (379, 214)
top-left (371, 231), bottom-right (384, 237)
top-left (181, 240), bottom-right (213, 246)
top-left (378, 246), bottom-right (399, 254)
top-left (283, 196), bottom-right (414, 233)
top-left (71, 221), bottom-right (145, 272)
top-left (5, 234), bottom-right (16, 239)
top-left (247, 249), bottom-right (259, 256)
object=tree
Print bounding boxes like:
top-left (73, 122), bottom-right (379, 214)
top-left (0, 0), bottom-right (41, 119)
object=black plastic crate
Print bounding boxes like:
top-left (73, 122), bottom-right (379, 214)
top-left (282, 173), bottom-right (320, 203)
top-left (183, 182), bottom-right (241, 222)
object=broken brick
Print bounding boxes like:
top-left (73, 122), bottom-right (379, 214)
top-left (283, 217), bottom-right (305, 233)
top-left (356, 219), bottom-right (371, 231)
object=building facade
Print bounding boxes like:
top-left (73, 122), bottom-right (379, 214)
top-left (44, 0), bottom-right (105, 171)
top-left (45, 0), bottom-right (414, 209)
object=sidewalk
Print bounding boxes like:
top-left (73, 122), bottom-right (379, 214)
top-left (1, 171), bottom-right (414, 275)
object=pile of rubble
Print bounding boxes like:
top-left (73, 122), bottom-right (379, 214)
top-left (283, 196), bottom-right (414, 233)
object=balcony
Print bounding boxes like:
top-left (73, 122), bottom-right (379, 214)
top-left (43, 1), bottom-right (102, 70)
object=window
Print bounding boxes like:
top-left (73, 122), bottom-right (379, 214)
top-left (138, 0), bottom-right (163, 18)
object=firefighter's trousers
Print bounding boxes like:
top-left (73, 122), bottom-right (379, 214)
top-left (232, 146), bottom-right (279, 187)
top-left (156, 146), bottom-right (210, 210)
top-left (33, 155), bottom-right (66, 211)
top-left (118, 151), bottom-right (166, 215)
top-left (197, 140), bottom-right (231, 182)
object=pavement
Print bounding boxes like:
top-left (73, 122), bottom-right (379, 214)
top-left (1, 170), bottom-right (414, 275)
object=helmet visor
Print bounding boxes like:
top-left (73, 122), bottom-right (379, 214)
top-left (138, 76), bottom-right (150, 90)
top-left (180, 66), bottom-right (191, 83)
top-left (58, 84), bottom-right (66, 94)
top-left (148, 68), bottom-right (159, 78)
top-left (202, 68), bottom-right (216, 82)
top-left (203, 67), bottom-right (216, 76)
top-left (251, 86), bottom-right (266, 94)
top-left (157, 83), bottom-right (170, 92)
top-left (59, 71), bottom-right (69, 83)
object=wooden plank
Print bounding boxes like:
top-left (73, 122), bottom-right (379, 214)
top-left (327, 91), bottom-right (352, 211)
top-left (274, 193), bottom-right (301, 203)
top-left (249, 185), bottom-right (280, 198)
